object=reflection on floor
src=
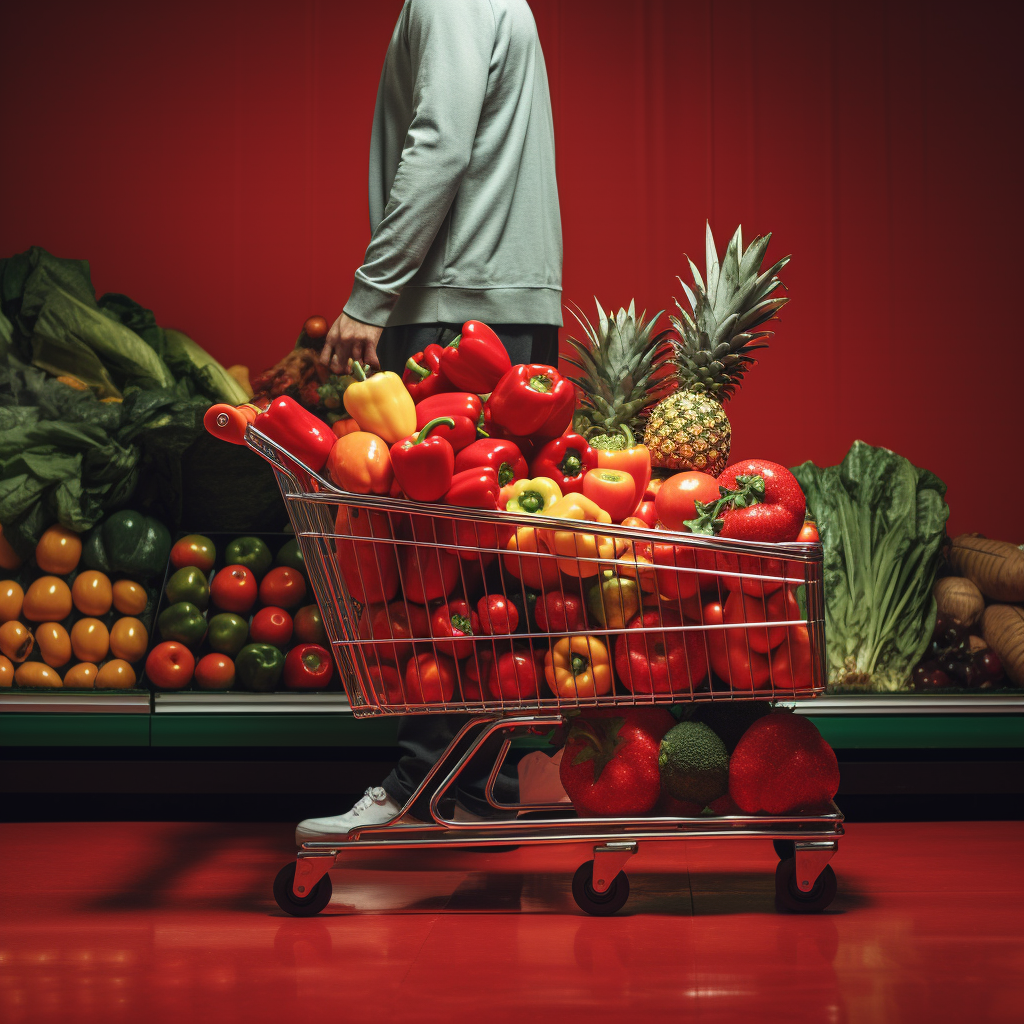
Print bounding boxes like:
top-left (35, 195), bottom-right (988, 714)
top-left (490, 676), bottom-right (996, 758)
top-left (1, 821), bottom-right (1022, 1023)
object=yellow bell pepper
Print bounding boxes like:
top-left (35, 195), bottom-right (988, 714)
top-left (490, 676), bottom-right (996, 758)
top-left (343, 362), bottom-right (416, 445)
top-left (539, 493), bottom-right (617, 577)
top-left (504, 476), bottom-right (562, 515)
top-left (544, 635), bottom-right (613, 698)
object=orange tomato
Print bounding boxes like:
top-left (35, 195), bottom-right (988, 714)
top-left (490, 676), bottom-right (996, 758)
top-left (15, 662), bottom-right (62, 688)
top-left (0, 580), bottom-right (24, 623)
top-left (96, 659), bottom-right (137, 689)
top-left (112, 579), bottom-right (148, 616)
top-left (502, 526), bottom-right (561, 590)
top-left (0, 655), bottom-right (13, 687)
top-left (72, 570), bottom-right (113, 616)
top-left (194, 653), bottom-right (236, 691)
top-left (35, 622), bottom-right (72, 668)
top-left (63, 662), bottom-right (98, 689)
top-left (22, 577), bottom-right (72, 622)
top-left (35, 524), bottom-right (83, 575)
top-left (0, 621), bottom-right (34, 662)
top-left (0, 524), bottom-right (24, 571)
top-left (326, 431), bottom-right (394, 494)
top-left (109, 617), bottom-right (149, 662)
top-left (70, 618), bottom-right (110, 663)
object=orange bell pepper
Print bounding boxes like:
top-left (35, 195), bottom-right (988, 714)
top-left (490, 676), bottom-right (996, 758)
top-left (503, 526), bottom-right (561, 590)
top-left (539, 493), bottom-right (619, 578)
top-left (326, 431), bottom-right (394, 494)
top-left (590, 425), bottom-right (652, 511)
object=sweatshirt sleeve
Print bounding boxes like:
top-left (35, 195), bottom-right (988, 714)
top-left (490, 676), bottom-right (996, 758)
top-left (344, 0), bottom-right (494, 326)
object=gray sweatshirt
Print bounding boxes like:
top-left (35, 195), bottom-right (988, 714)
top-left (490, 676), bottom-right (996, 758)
top-left (343, 0), bottom-right (562, 329)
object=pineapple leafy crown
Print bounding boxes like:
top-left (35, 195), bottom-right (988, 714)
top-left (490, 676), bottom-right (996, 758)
top-left (563, 299), bottom-right (674, 437)
top-left (670, 222), bottom-right (791, 399)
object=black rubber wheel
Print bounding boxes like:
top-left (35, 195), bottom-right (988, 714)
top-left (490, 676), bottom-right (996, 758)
top-left (273, 861), bottom-right (333, 917)
top-left (773, 839), bottom-right (796, 861)
top-left (572, 861), bottom-right (630, 916)
top-left (774, 858), bottom-right (837, 914)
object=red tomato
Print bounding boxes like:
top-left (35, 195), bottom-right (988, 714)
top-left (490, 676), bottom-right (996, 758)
top-left (250, 606), bottom-right (293, 646)
top-left (169, 534), bottom-right (217, 573)
top-left (655, 472), bottom-right (721, 531)
top-left (404, 652), bottom-right (457, 703)
top-left (258, 566), bottom-right (307, 610)
top-left (210, 564), bottom-right (258, 614)
top-left (194, 653), bottom-right (235, 691)
top-left (293, 604), bottom-right (328, 646)
top-left (534, 590), bottom-right (584, 633)
top-left (797, 520), bottom-right (820, 543)
top-left (702, 600), bottom-right (771, 691)
top-left (487, 648), bottom-right (539, 700)
top-left (476, 594), bottom-right (518, 635)
top-left (613, 610), bottom-right (708, 694)
top-left (723, 590), bottom-right (785, 654)
top-left (460, 649), bottom-right (493, 702)
top-left (369, 663), bottom-right (405, 705)
top-left (357, 601), bottom-right (430, 664)
top-left (770, 625), bottom-right (814, 690)
top-left (632, 500), bottom-right (658, 526)
top-left (145, 641), bottom-right (195, 690)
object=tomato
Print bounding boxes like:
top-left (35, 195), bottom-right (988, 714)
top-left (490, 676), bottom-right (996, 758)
top-left (632, 500), bottom-right (658, 527)
top-left (797, 521), bottom-right (820, 543)
top-left (293, 604), bottom-right (328, 646)
top-left (170, 534), bottom-right (217, 573)
top-left (476, 594), bottom-right (518, 635)
top-left (404, 652), bottom-right (457, 703)
top-left (0, 621), bottom-right (34, 662)
top-left (614, 610), bottom-right (708, 694)
top-left (368, 663), bottom-right (405, 704)
top-left (655, 472), bottom-right (721, 531)
top-left (22, 576), bottom-right (72, 622)
top-left (258, 566), bottom-right (307, 610)
top-left (0, 580), bottom-right (24, 623)
top-left (210, 564), bottom-right (258, 614)
top-left (35, 622), bottom-right (72, 668)
top-left (304, 315), bottom-right (329, 340)
top-left (702, 599), bottom-right (771, 691)
top-left (109, 617), bottom-right (149, 662)
top-left (63, 662), bottom-right (97, 689)
top-left (35, 524), bottom-right (82, 575)
top-left (460, 649), bottom-right (493, 702)
top-left (284, 644), bottom-right (333, 690)
top-left (112, 579), bottom-right (148, 615)
top-left (357, 601), bottom-right (430, 664)
top-left (0, 655), bottom-right (12, 687)
top-left (70, 618), bottom-right (110, 663)
top-left (96, 659), bottom-right (137, 689)
top-left (534, 590), bottom-right (585, 633)
top-left (145, 641), bottom-right (196, 689)
top-left (487, 648), bottom-right (539, 700)
top-left (770, 625), bottom-right (814, 690)
top-left (250, 606), bottom-right (293, 646)
top-left (651, 543), bottom-right (700, 601)
top-left (72, 570), bottom-right (113, 616)
top-left (14, 662), bottom-right (62, 688)
top-left (194, 653), bottom-right (236, 691)
top-left (723, 590), bottom-right (785, 654)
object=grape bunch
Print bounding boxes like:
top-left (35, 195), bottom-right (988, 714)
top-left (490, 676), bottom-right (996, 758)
top-left (911, 616), bottom-right (1004, 691)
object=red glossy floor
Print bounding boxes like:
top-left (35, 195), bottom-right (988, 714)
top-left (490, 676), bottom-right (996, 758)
top-left (1, 821), bottom-right (1022, 1024)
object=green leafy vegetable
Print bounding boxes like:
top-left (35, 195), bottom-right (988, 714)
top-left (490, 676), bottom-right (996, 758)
top-left (792, 441), bottom-right (949, 692)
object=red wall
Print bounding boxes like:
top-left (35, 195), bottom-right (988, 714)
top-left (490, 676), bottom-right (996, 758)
top-left (2, 1), bottom-right (1022, 540)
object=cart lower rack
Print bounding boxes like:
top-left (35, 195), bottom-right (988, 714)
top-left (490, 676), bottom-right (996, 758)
top-left (245, 427), bottom-right (843, 916)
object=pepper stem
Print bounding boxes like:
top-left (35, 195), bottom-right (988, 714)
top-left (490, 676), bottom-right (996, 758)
top-left (561, 449), bottom-right (582, 477)
top-left (411, 416), bottom-right (456, 445)
top-left (517, 490), bottom-right (544, 514)
top-left (405, 357), bottom-right (432, 380)
top-left (351, 361), bottom-right (369, 382)
top-left (528, 374), bottom-right (552, 394)
top-left (570, 652), bottom-right (589, 677)
top-left (450, 613), bottom-right (473, 635)
top-left (497, 462), bottom-right (515, 487)
top-left (447, 335), bottom-right (462, 350)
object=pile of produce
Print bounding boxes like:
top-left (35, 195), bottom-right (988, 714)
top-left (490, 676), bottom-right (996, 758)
top-left (231, 225), bottom-right (825, 704)
top-left (145, 533), bottom-right (332, 692)
top-left (0, 247), bottom-right (258, 556)
top-left (0, 511), bottom-right (165, 689)
top-left (556, 703), bottom-right (839, 818)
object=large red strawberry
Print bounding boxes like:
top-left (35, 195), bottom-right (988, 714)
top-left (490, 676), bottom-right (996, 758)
top-left (559, 707), bottom-right (675, 817)
top-left (728, 710), bottom-right (839, 814)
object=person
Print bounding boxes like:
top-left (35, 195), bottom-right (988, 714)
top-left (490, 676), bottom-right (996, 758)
top-left (296, 0), bottom-right (561, 843)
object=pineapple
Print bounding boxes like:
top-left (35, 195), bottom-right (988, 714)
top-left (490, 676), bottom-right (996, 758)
top-left (564, 300), bottom-right (673, 442)
top-left (644, 223), bottom-right (790, 476)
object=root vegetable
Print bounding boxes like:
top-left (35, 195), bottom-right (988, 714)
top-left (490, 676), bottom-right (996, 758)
top-left (933, 576), bottom-right (984, 627)
top-left (948, 535), bottom-right (1024, 602)
top-left (981, 605), bottom-right (1024, 686)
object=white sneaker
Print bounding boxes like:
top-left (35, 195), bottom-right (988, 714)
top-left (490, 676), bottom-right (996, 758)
top-left (295, 786), bottom-right (420, 844)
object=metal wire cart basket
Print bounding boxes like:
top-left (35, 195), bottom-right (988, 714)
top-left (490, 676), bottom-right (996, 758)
top-left (247, 427), bottom-right (843, 917)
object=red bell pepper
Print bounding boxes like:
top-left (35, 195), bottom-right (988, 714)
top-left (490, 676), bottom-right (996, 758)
top-left (439, 321), bottom-right (511, 393)
top-left (445, 467), bottom-right (500, 509)
top-left (283, 643), bottom-right (334, 690)
top-left (334, 504), bottom-right (400, 605)
top-left (529, 433), bottom-right (597, 494)
top-left (430, 599), bottom-right (479, 659)
top-left (400, 546), bottom-right (461, 604)
top-left (485, 364), bottom-right (575, 442)
top-left (415, 393), bottom-right (483, 453)
top-left (454, 438), bottom-right (528, 488)
top-left (461, 649), bottom-right (493, 702)
top-left (390, 417), bottom-right (456, 502)
top-left (254, 395), bottom-right (335, 472)
top-left (487, 647), bottom-right (539, 700)
top-left (402, 344), bottom-right (449, 402)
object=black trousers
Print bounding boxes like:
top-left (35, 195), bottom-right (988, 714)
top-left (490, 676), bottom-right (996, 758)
top-left (375, 321), bottom-right (559, 818)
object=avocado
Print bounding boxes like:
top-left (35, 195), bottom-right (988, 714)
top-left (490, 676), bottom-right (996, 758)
top-left (690, 700), bottom-right (773, 753)
top-left (658, 721), bottom-right (730, 806)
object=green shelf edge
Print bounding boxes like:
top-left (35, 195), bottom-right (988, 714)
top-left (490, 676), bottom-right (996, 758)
top-left (0, 714), bottom-right (151, 747)
top-left (150, 714), bottom-right (399, 747)
top-left (808, 714), bottom-right (1024, 749)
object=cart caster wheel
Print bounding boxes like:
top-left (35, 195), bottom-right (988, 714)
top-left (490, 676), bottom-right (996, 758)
top-left (274, 861), bottom-right (333, 917)
top-left (773, 839), bottom-right (796, 861)
top-left (774, 858), bottom-right (836, 914)
top-left (572, 860), bottom-right (629, 916)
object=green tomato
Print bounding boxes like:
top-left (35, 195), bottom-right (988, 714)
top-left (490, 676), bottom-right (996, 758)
top-left (225, 537), bottom-right (273, 578)
top-left (235, 642), bottom-right (285, 692)
top-left (587, 572), bottom-right (639, 629)
top-left (165, 566), bottom-right (210, 611)
top-left (158, 601), bottom-right (208, 648)
top-left (275, 538), bottom-right (305, 574)
top-left (207, 612), bottom-right (249, 657)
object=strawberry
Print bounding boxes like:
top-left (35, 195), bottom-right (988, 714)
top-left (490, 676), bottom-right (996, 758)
top-left (728, 710), bottom-right (839, 814)
top-left (559, 707), bottom-right (675, 817)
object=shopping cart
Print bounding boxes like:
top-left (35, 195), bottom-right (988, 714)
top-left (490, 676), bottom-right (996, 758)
top-left (243, 425), bottom-right (843, 917)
